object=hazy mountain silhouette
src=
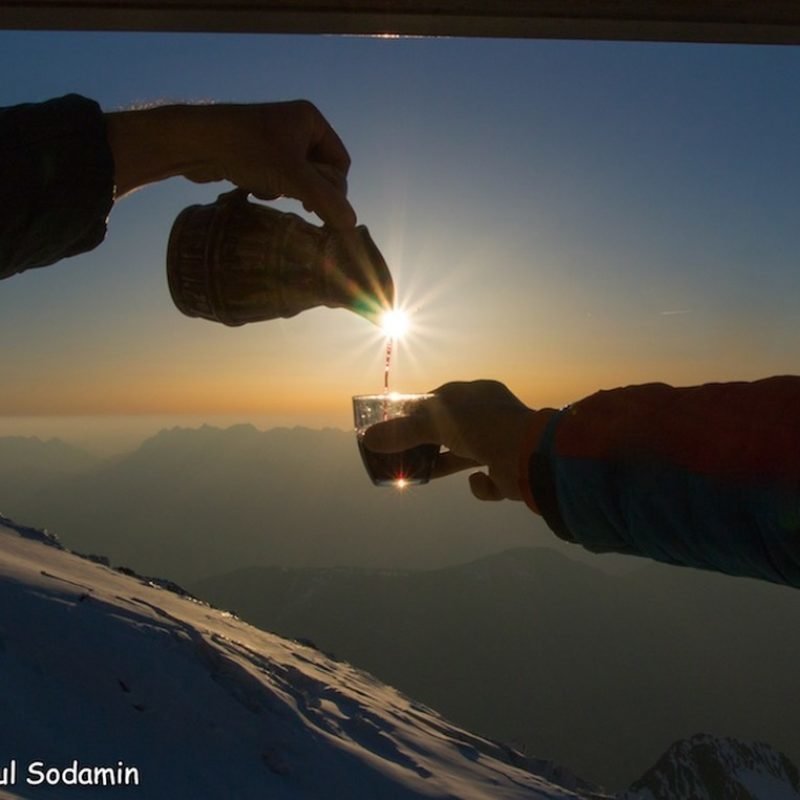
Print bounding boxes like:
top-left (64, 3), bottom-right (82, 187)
top-left (191, 547), bottom-right (800, 791)
top-left (0, 424), bottom-right (578, 582)
top-left (0, 436), bottom-right (97, 503)
top-left (0, 435), bottom-right (97, 473)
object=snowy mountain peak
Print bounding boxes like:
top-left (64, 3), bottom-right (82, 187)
top-left (621, 732), bottom-right (800, 800)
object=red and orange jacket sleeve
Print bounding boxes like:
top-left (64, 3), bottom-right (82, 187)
top-left (523, 376), bottom-right (800, 588)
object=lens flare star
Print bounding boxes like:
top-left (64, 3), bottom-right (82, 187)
top-left (380, 309), bottom-right (410, 340)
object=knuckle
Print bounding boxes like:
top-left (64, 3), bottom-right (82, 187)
top-left (291, 98), bottom-right (318, 116)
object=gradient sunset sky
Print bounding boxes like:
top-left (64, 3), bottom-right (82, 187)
top-left (1, 31), bottom-right (798, 437)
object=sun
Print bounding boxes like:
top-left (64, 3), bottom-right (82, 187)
top-left (380, 309), bottom-right (410, 340)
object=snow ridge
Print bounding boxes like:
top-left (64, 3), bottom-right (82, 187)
top-left (0, 513), bottom-right (62, 550)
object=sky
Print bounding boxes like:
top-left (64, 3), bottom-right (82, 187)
top-left (1, 31), bottom-right (799, 444)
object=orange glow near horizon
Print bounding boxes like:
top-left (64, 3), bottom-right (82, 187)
top-left (0, 351), bottom-right (775, 420)
top-left (1, 322), bottom-right (785, 422)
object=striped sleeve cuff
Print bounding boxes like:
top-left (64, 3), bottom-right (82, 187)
top-left (522, 408), bottom-right (576, 543)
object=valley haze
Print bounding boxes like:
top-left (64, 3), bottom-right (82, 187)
top-left (0, 422), bottom-right (798, 791)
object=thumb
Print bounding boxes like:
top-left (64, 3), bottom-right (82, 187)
top-left (295, 163), bottom-right (357, 228)
top-left (469, 471), bottom-right (504, 502)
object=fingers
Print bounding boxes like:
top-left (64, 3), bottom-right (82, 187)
top-left (363, 414), bottom-right (434, 453)
top-left (362, 411), bottom-right (508, 502)
top-left (359, 379), bottom-right (535, 503)
top-left (296, 102), bottom-right (355, 227)
top-left (361, 387), bottom-right (476, 457)
top-left (469, 471), bottom-right (505, 502)
top-left (364, 410), bottom-right (484, 485)
top-left (312, 162), bottom-right (349, 196)
top-left (431, 451), bottom-right (481, 479)
top-left (295, 162), bottom-right (357, 228)
top-left (219, 101), bottom-right (357, 228)
top-left (309, 115), bottom-right (352, 177)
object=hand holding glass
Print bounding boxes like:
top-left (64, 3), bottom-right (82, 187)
top-left (353, 393), bottom-right (439, 487)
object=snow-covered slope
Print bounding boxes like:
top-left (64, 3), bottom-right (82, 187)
top-left (3, 516), bottom-right (797, 800)
top-left (0, 518), bottom-right (601, 800)
top-left (620, 733), bottom-right (800, 800)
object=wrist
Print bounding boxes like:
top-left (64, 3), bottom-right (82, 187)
top-left (517, 408), bottom-right (558, 513)
top-left (105, 104), bottom-right (217, 197)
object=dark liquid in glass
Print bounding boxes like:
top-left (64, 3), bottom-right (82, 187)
top-left (357, 439), bottom-right (438, 486)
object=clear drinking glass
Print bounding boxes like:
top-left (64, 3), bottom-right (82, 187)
top-left (352, 393), bottom-right (439, 487)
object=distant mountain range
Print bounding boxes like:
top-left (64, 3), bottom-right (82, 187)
top-left (191, 546), bottom-right (800, 791)
top-left (0, 435), bottom-right (95, 500)
top-left (0, 424), bottom-right (585, 581)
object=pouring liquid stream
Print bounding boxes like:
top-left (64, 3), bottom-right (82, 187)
top-left (382, 338), bottom-right (393, 419)
top-left (359, 327), bottom-right (437, 487)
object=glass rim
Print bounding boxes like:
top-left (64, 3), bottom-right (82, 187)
top-left (352, 392), bottom-right (435, 402)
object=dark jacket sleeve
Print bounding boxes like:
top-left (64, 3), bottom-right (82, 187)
top-left (0, 94), bottom-right (115, 279)
top-left (525, 376), bottom-right (800, 588)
